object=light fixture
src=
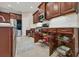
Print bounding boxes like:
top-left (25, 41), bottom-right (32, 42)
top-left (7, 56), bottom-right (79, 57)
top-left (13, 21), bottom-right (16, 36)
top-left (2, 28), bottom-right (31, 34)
top-left (8, 4), bottom-right (11, 7)
top-left (30, 6), bottom-right (33, 9)
top-left (17, 2), bottom-right (20, 4)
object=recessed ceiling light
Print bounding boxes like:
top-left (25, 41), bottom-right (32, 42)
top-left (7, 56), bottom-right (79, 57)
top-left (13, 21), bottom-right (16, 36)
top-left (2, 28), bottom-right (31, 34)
top-left (30, 6), bottom-right (33, 9)
top-left (17, 2), bottom-right (20, 4)
top-left (8, 4), bottom-right (11, 7)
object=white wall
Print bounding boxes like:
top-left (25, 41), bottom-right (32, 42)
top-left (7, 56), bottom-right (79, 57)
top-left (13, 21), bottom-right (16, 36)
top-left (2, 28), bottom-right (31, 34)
top-left (22, 12), bottom-right (36, 36)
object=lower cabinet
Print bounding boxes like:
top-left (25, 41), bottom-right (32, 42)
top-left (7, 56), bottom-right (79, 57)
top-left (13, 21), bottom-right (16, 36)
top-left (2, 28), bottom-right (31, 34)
top-left (49, 28), bottom-right (78, 56)
top-left (0, 27), bottom-right (14, 57)
top-left (33, 28), bottom-right (79, 57)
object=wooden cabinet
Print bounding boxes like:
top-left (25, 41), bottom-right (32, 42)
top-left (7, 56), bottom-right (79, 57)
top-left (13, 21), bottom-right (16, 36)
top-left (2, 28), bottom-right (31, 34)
top-left (46, 2), bottom-right (61, 20)
top-left (16, 14), bottom-right (22, 20)
top-left (0, 12), bottom-right (10, 23)
top-left (41, 28), bottom-right (49, 33)
top-left (45, 2), bottom-right (77, 20)
top-left (38, 2), bottom-right (46, 12)
top-left (60, 2), bottom-right (77, 14)
top-left (56, 28), bottom-right (78, 56)
top-left (33, 10), bottom-right (40, 23)
top-left (0, 27), bottom-right (13, 57)
top-left (38, 3), bottom-right (46, 22)
top-left (33, 2), bottom-right (77, 21)
top-left (33, 28), bottom-right (78, 56)
top-left (48, 28), bottom-right (78, 56)
top-left (48, 28), bottom-right (57, 34)
top-left (10, 13), bottom-right (16, 19)
top-left (10, 13), bottom-right (22, 20)
top-left (33, 32), bottom-right (43, 43)
top-left (57, 28), bottom-right (74, 34)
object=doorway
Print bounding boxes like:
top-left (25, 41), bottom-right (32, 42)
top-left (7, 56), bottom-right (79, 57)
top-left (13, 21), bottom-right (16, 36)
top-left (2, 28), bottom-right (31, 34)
top-left (16, 19), bottom-right (22, 36)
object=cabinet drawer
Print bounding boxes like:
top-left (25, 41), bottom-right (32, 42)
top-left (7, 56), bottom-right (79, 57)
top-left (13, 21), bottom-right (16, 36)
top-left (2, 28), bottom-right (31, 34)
top-left (57, 28), bottom-right (74, 34)
top-left (48, 28), bottom-right (56, 33)
top-left (41, 28), bottom-right (49, 32)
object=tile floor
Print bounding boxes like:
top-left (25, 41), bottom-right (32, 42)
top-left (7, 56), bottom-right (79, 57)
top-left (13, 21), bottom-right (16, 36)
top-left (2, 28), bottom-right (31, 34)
top-left (15, 36), bottom-right (58, 57)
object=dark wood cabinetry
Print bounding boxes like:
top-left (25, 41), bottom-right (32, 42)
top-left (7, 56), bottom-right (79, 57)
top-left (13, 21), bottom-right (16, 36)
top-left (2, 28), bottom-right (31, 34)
top-left (49, 28), bottom-right (78, 56)
top-left (60, 2), bottom-right (77, 14)
top-left (0, 12), bottom-right (10, 23)
top-left (46, 2), bottom-right (61, 20)
top-left (45, 2), bottom-right (77, 20)
top-left (33, 32), bottom-right (43, 43)
top-left (16, 14), bottom-right (22, 20)
top-left (33, 2), bottom-right (77, 22)
top-left (10, 13), bottom-right (16, 19)
top-left (57, 28), bottom-right (74, 34)
top-left (38, 2), bottom-right (46, 12)
top-left (10, 13), bottom-right (22, 20)
top-left (0, 27), bottom-right (13, 57)
top-left (33, 10), bottom-right (40, 23)
top-left (48, 28), bottom-right (57, 33)
top-left (33, 28), bottom-right (78, 56)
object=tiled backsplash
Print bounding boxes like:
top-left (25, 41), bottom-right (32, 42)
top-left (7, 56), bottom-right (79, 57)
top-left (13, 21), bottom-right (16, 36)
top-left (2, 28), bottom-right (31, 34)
top-left (49, 13), bottom-right (78, 27)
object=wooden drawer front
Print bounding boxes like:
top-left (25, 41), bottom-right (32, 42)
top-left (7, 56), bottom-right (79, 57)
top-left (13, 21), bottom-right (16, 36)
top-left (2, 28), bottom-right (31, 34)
top-left (41, 28), bottom-right (49, 32)
top-left (57, 28), bottom-right (74, 34)
top-left (0, 12), bottom-right (10, 23)
top-left (48, 28), bottom-right (56, 33)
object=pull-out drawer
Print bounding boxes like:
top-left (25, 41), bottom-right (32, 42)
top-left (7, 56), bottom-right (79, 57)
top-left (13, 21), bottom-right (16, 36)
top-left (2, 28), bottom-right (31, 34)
top-left (41, 28), bottom-right (49, 32)
top-left (57, 28), bottom-right (74, 34)
top-left (48, 28), bottom-right (57, 33)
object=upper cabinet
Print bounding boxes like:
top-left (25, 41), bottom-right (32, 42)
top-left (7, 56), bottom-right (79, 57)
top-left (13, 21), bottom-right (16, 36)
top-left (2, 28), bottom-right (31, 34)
top-left (60, 2), bottom-right (77, 14)
top-left (16, 14), bottom-right (22, 20)
top-left (10, 13), bottom-right (22, 20)
top-left (38, 2), bottom-right (46, 12)
top-left (46, 2), bottom-right (61, 20)
top-left (0, 12), bottom-right (10, 23)
top-left (33, 2), bottom-right (77, 22)
top-left (38, 2), bottom-right (46, 22)
top-left (33, 10), bottom-right (40, 23)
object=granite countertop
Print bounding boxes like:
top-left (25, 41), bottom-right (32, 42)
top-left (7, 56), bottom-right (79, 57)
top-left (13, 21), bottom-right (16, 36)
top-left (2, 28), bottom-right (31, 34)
top-left (0, 23), bottom-right (15, 27)
top-left (49, 26), bottom-right (79, 28)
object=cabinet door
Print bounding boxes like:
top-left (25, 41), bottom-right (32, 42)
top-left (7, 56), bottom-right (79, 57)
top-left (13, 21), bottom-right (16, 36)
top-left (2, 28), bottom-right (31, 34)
top-left (33, 11), bottom-right (40, 23)
top-left (46, 2), bottom-right (61, 20)
top-left (38, 3), bottom-right (46, 22)
top-left (0, 12), bottom-right (10, 23)
top-left (60, 2), bottom-right (77, 14)
top-left (48, 28), bottom-right (56, 33)
top-left (38, 2), bottom-right (46, 12)
top-left (0, 28), bottom-right (13, 56)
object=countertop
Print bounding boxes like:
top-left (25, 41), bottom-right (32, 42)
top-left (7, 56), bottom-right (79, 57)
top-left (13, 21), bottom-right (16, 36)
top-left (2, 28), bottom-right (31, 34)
top-left (0, 23), bottom-right (15, 27)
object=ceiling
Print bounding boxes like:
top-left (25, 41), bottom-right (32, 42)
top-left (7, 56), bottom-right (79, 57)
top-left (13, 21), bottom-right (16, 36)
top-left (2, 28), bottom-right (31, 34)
top-left (0, 2), bottom-right (41, 14)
